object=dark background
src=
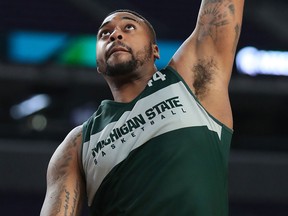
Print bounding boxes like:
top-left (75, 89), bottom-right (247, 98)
top-left (1, 0), bottom-right (288, 215)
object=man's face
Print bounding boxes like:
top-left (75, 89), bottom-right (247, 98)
top-left (96, 12), bottom-right (158, 77)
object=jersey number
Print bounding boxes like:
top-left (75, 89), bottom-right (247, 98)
top-left (147, 71), bottom-right (166, 87)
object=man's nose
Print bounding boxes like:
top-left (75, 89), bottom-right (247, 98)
top-left (110, 29), bottom-right (123, 42)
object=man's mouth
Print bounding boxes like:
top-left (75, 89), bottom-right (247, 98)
top-left (107, 46), bottom-right (129, 58)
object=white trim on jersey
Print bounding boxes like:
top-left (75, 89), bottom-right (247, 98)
top-left (82, 81), bottom-right (223, 205)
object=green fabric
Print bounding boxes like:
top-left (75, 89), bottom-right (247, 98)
top-left (82, 66), bottom-right (232, 216)
top-left (91, 127), bottom-right (231, 216)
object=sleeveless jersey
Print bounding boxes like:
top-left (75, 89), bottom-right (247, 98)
top-left (82, 66), bottom-right (233, 216)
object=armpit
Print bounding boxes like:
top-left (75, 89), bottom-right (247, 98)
top-left (192, 57), bottom-right (217, 99)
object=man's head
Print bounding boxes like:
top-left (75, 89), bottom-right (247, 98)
top-left (96, 9), bottom-right (160, 77)
top-left (106, 9), bottom-right (157, 44)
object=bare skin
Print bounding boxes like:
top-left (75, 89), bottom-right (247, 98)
top-left (170, 0), bottom-right (244, 128)
top-left (40, 1), bottom-right (245, 215)
top-left (40, 126), bottom-right (85, 216)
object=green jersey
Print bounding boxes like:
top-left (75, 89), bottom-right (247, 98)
top-left (82, 66), bottom-right (233, 216)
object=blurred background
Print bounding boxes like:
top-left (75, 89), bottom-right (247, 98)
top-left (1, 0), bottom-right (288, 215)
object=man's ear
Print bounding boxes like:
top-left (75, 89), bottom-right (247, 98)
top-left (153, 44), bottom-right (160, 60)
top-left (97, 67), bottom-right (102, 74)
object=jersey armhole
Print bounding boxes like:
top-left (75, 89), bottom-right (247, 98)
top-left (80, 121), bottom-right (89, 183)
top-left (164, 65), bottom-right (234, 134)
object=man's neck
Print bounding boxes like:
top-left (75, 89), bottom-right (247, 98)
top-left (105, 65), bottom-right (157, 103)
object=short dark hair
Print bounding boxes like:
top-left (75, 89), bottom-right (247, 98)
top-left (106, 9), bottom-right (157, 44)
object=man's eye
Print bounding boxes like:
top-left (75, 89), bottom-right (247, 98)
top-left (125, 25), bottom-right (135, 30)
top-left (100, 31), bottom-right (110, 38)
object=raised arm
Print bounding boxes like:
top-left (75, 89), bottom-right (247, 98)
top-left (194, 0), bottom-right (244, 76)
top-left (40, 126), bottom-right (85, 216)
top-left (169, 0), bottom-right (245, 128)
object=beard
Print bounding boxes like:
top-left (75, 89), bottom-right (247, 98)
top-left (105, 54), bottom-right (138, 77)
top-left (98, 44), bottom-right (153, 77)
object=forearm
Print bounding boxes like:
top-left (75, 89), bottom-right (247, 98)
top-left (40, 180), bottom-right (83, 216)
top-left (197, 0), bottom-right (245, 54)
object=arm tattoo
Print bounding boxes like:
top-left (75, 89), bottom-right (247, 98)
top-left (64, 189), bottom-right (70, 216)
top-left (233, 23), bottom-right (241, 53)
top-left (63, 181), bottom-right (80, 216)
top-left (50, 130), bottom-right (82, 216)
top-left (70, 181), bottom-right (81, 216)
top-left (53, 131), bottom-right (81, 181)
top-left (228, 3), bottom-right (235, 15)
top-left (52, 182), bottom-right (80, 216)
top-left (198, 0), bottom-right (235, 42)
